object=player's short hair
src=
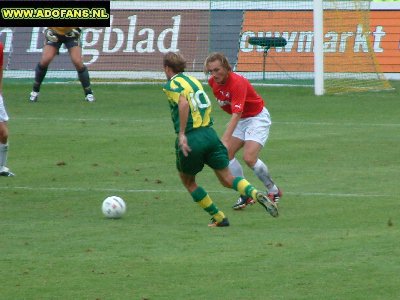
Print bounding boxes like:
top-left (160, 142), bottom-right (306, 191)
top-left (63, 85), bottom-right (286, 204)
top-left (163, 52), bottom-right (186, 74)
top-left (204, 52), bottom-right (232, 73)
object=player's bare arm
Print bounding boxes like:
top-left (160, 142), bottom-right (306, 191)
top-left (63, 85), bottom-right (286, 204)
top-left (222, 112), bottom-right (241, 147)
top-left (178, 94), bottom-right (191, 157)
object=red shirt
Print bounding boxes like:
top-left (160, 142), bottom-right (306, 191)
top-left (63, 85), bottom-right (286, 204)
top-left (0, 42), bottom-right (3, 68)
top-left (208, 72), bottom-right (265, 118)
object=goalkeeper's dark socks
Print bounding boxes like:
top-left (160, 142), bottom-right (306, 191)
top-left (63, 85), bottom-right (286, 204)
top-left (78, 66), bottom-right (92, 94)
top-left (83, 87), bottom-right (93, 96)
top-left (33, 63), bottom-right (48, 92)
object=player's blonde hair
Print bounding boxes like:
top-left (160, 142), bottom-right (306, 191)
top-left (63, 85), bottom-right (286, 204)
top-left (163, 52), bottom-right (186, 73)
top-left (204, 52), bottom-right (232, 73)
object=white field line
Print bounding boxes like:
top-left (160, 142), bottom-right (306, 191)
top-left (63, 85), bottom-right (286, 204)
top-left (11, 117), bottom-right (400, 128)
top-left (275, 121), bottom-right (400, 128)
top-left (0, 185), bottom-right (390, 198)
top-left (12, 117), bottom-right (164, 123)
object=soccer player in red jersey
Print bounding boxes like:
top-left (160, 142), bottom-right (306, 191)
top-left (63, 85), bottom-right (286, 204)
top-left (205, 52), bottom-right (281, 209)
top-left (0, 42), bottom-right (14, 176)
top-left (163, 52), bottom-right (278, 226)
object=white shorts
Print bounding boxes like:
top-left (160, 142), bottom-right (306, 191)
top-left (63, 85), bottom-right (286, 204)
top-left (0, 94), bottom-right (9, 122)
top-left (232, 107), bottom-right (271, 146)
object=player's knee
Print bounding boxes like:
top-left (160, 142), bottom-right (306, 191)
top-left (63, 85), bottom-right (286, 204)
top-left (227, 150), bottom-right (236, 160)
top-left (180, 176), bottom-right (197, 192)
top-left (243, 154), bottom-right (257, 168)
top-left (37, 62), bottom-right (49, 70)
top-left (0, 127), bottom-right (8, 143)
top-left (218, 176), bottom-right (233, 188)
top-left (75, 64), bottom-right (86, 72)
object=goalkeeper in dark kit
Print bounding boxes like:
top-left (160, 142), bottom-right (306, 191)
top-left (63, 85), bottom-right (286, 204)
top-left (29, 27), bottom-right (95, 102)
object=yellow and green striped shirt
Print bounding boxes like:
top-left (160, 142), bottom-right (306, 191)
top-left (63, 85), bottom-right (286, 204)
top-left (163, 73), bottom-right (213, 134)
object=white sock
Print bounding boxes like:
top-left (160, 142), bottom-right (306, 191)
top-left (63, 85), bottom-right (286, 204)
top-left (0, 143), bottom-right (8, 169)
top-left (229, 157), bottom-right (244, 177)
top-left (252, 159), bottom-right (276, 191)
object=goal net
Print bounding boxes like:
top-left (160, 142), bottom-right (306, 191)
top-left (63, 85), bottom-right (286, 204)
top-left (322, 0), bottom-right (392, 93)
top-left (213, 0), bottom-right (392, 93)
top-left (0, 0), bottom-right (394, 94)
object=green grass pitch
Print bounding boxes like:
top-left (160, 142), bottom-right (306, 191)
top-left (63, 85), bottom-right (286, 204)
top-left (1, 80), bottom-right (399, 299)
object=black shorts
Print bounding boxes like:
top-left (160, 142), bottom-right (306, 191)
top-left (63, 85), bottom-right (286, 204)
top-left (45, 34), bottom-right (80, 50)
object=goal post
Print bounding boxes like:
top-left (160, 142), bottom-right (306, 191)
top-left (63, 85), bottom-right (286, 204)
top-left (314, 0), bottom-right (324, 95)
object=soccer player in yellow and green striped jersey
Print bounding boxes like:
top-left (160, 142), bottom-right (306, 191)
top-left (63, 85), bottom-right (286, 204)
top-left (162, 52), bottom-right (278, 227)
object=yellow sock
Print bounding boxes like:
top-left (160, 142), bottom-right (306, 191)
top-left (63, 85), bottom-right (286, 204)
top-left (212, 211), bottom-right (225, 223)
top-left (191, 186), bottom-right (224, 221)
top-left (233, 177), bottom-right (258, 200)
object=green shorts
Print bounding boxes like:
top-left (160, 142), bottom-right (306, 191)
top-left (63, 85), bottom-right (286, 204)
top-left (175, 127), bottom-right (229, 175)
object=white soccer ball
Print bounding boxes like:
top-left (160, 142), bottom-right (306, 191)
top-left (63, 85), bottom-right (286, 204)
top-left (102, 196), bottom-right (126, 219)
